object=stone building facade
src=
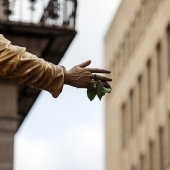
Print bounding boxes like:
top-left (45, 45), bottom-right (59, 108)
top-left (105, 0), bottom-right (170, 169)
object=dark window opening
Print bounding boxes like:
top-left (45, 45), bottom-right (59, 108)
top-left (138, 75), bottom-right (142, 122)
top-left (147, 59), bottom-right (152, 106)
top-left (167, 26), bottom-right (170, 76)
top-left (130, 89), bottom-right (134, 135)
top-left (149, 141), bottom-right (154, 170)
top-left (156, 42), bottom-right (162, 92)
top-left (159, 127), bottom-right (164, 170)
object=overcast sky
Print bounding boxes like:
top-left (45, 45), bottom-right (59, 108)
top-left (13, 1), bottom-right (121, 170)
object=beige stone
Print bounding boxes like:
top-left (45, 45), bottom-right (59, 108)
top-left (0, 82), bottom-right (19, 170)
top-left (105, 0), bottom-right (170, 169)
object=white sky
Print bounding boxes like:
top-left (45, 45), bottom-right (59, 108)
top-left (13, 1), bottom-right (121, 170)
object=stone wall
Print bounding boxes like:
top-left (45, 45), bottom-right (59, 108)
top-left (0, 82), bottom-right (19, 170)
top-left (105, 0), bottom-right (170, 169)
top-left (0, 2), bottom-right (8, 20)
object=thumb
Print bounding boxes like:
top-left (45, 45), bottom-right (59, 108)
top-left (78, 60), bottom-right (91, 68)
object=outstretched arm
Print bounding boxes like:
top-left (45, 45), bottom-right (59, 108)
top-left (0, 34), bottom-right (112, 98)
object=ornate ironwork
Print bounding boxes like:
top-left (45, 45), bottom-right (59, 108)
top-left (29, 0), bottom-right (38, 11)
top-left (41, 0), bottom-right (60, 21)
top-left (1, 0), bottom-right (77, 28)
top-left (41, 0), bottom-right (77, 27)
top-left (2, 0), bottom-right (16, 17)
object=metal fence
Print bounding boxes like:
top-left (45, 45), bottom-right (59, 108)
top-left (2, 0), bottom-right (77, 28)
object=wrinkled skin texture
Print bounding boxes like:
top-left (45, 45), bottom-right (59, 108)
top-left (64, 60), bottom-right (112, 88)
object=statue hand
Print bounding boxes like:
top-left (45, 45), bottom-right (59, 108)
top-left (64, 60), bottom-right (112, 88)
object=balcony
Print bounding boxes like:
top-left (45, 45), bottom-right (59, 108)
top-left (0, 0), bottom-right (77, 126)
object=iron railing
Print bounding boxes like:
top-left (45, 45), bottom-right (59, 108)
top-left (2, 0), bottom-right (77, 28)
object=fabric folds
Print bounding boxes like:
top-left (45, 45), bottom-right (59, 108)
top-left (0, 34), bottom-right (65, 98)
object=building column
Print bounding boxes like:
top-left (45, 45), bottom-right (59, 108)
top-left (0, 1), bottom-right (8, 21)
top-left (0, 81), bottom-right (20, 170)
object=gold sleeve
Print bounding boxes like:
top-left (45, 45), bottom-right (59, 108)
top-left (0, 34), bottom-right (66, 98)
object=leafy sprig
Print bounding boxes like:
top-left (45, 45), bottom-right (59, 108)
top-left (87, 74), bottom-right (112, 101)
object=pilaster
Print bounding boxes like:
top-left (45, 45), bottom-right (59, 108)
top-left (0, 81), bottom-right (20, 170)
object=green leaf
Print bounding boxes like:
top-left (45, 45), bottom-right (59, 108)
top-left (87, 88), bottom-right (97, 101)
top-left (93, 74), bottom-right (98, 81)
top-left (86, 74), bottom-right (112, 101)
top-left (97, 84), bottom-right (105, 100)
top-left (102, 84), bottom-right (112, 93)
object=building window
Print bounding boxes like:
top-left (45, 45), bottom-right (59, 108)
top-left (131, 166), bottom-right (137, 170)
top-left (156, 42), bottom-right (162, 92)
top-left (136, 10), bottom-right (142, 37)
top-left (130, 89), bottom-right (134, 135)
top-left (169, 112), bottom-right (170, 163)
top-left (138, 75), bottom-right (142, 121)
top-left (122, 103), bottom-right (126, 148)
top-left (167, 26), bottom-right (170, 76)
top-left (159, 127), bottom-right (165, 170)
top-left (147, 59), bottom-right (152, 106)
top-left (141, 0), bottom-right (147, 31)
top-left (129, 27), bottom-right (133, 55)
top-left (140, 154), bottom-right (145, 170)
top-left (149, 141), bottom-right (154, 170)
